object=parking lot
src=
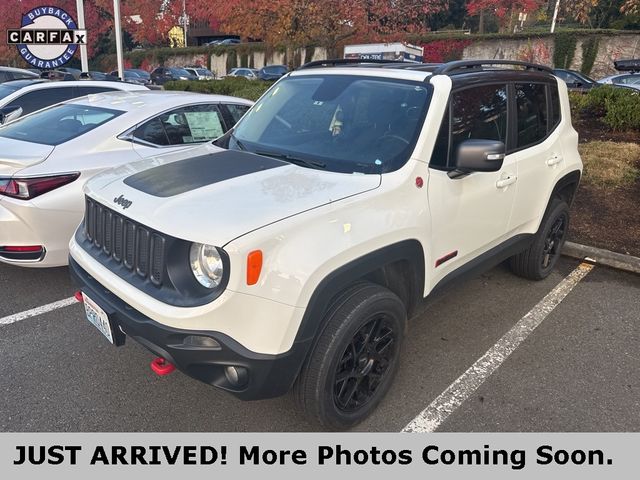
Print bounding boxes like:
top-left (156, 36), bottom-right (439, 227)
top-left (1, 257), bottom-right (638, 432)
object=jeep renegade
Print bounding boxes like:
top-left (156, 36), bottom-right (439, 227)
top-left (69, 60), bottom-right (582, 429)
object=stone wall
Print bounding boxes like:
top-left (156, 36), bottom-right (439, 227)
top-left (461, 33), bottom-right (640, 78)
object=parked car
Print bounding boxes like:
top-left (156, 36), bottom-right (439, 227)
top-left (0, 66), bottom-right (39, 83)
top-left (128, 69), bottom-right (151, 82)
top-left (184, 67), bottom-right (215, 80)
top-left (205, 38), bottom-right (240, 46)
top-left (150, 67), bottom-right (197, 85)
top-left (68, 59), bottom-right (582, 429)
top-left (257, 64), bottom-right (289, 81)
top-left (0, 80), bottom-right (147, 123)
top-left (57, 66), bottom-right (82, 80)
top-left (0, 90), bottom-right (252, 267)
top-left (40, 70), bottom-right (75, 81)
top-left (598, 58), bottom-right (640, 88)
top-left (109, 70), bottom-right (151, 86)
top-left (79, 71), bottom-right (120, 82)
top-left (552, 69), bottom-right (598, 93)
top-left (226, 68), bottom-right (258, 80)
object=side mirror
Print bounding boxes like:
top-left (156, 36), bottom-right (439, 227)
top-left (452, 139), bottom-right (505, 174)
top-left (0, 105), bottom-right (23, 124)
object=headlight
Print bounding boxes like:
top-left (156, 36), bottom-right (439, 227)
top-left (189, 243), bottom-right (224, 288)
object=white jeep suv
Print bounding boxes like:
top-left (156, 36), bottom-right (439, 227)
top-left (69, 60), bottom-right (582, 429)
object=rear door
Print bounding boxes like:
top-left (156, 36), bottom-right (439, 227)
top-left (506, 81), bottom-right (564, 233)
top-left (427, 83), bottom-right (517, 282)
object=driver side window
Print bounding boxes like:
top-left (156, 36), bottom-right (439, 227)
top-left (430, 84), bottom-right (508, 169)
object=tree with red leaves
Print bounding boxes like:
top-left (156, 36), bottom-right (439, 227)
top-left (466, 0), bottom-right (544, 32)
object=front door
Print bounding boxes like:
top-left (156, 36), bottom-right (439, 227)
top-left (427, 83), bottom-right (517, 286)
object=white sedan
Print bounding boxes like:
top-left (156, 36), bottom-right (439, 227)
top-left (0, 90), bottom-right (252, 267)
top-left (0, 79), bottom-right (148, 123)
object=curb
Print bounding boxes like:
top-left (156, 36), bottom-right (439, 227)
top-left (562, 241), bottom-right (640, 275)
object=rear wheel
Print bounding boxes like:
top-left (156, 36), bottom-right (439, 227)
top-left (510, 199), bottom-right (569, 280)
top-left (294, 282), bottom-right (406, 430)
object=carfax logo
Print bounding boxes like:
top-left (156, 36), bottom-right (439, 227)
top-left (6, 5), bottom-right (87, 69)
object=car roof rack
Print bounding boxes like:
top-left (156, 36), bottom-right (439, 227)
top-left (296, 58), bottom-right (553, 75)
top-left (431, 60), bottom-right (553, 75)
top-left (298, 58), bottom-right (404, 69)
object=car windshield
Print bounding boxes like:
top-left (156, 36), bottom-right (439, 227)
top-left (228, 75), bottom-right (432, 174)
top-left (0, 83), bottom-right (21, 100)
top-left (0, 104), bottom-right (124, 146)
top-left (573, 71), bottom-right (596, 84)
top-left (171, 68), bottom-right (191, 76)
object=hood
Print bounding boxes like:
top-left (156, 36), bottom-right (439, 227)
top-left (86, 145), bottom-right (380, 246)
top-left (0, 138), bottom-right (55, 176)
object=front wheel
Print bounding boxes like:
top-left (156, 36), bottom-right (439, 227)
top-left (510, 199), bottom-right (570, 280)
top-left (294, 282), bottom-right (406, 430)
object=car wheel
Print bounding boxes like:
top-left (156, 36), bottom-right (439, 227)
top-left (294, 282), bottom-right (406, 430)
top-left (509, 198), bottom-right (570, 280)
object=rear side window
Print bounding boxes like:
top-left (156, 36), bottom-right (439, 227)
top-left (133, 104), bottom-right (225, 146)
top-left (5, 87), bottom-right (76, 115)
top-left (515, 83), bottom-right (548, 149)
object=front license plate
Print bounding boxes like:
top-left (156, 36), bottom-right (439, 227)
top-left (82, 292), bottom-right (114, 344)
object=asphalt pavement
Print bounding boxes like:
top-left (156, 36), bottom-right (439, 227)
top-left (0, 258), bottom-right (638, 431)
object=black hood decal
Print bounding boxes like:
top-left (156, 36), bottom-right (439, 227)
top-left (123, 150), bottom-right (286, 198)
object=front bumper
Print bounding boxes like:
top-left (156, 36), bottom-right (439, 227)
top-left (69, 257), bottom-right (311, 400)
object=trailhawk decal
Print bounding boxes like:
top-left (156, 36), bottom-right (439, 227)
top-left (123, 150), bottom-right (286, 197)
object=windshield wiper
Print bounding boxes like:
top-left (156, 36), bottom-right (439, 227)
top-left (255, 150), bottom-right (327, 170)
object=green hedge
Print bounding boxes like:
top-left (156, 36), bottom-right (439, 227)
top-left (571, 85), bottom-right (640, 131)
top-left (164, 77), bottom-right (273, 101)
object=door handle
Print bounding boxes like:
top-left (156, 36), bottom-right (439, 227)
top-left (546, 155), bottom-right (561, 166)
top-left (496, 175), bottom-right (517, 188)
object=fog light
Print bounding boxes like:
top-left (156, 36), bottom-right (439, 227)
top-left (182, 335), bottom-right (221, 349)
top-left (224, 366), bottom-right (248, 387)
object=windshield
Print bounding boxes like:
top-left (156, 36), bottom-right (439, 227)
top-left (228, 75), bottom-right (431, 174)
top-left (0, 84), bottom-right (21, 101)
top-left (171, 68), bottom-right (191, 76)
top-left (0, 104), bottom-right (124, 146)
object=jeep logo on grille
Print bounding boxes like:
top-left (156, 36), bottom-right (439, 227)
top-left (113, 195), bottom-right (133, 210)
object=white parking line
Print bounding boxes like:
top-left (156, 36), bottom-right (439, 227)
top-left (403, 261), bottom-right (594, 433)
top-left (0, 297), bottom-right (79, 326)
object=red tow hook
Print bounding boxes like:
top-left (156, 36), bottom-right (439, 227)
top-left (151, 357), bottom-right (176, 376)
top-left (74, 291), bottom-right (84, 303)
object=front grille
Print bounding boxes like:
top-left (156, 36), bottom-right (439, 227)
top-left (84, 197), bottom-right (165, 286)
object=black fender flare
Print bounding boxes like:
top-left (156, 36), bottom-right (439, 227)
top-left (293, 239), bottom-right (426, 347)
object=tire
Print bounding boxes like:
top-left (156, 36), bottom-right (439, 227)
top-left (294, 282), bottom-right (406, 430)
top-left (509, 198), bottom-right (570, 280)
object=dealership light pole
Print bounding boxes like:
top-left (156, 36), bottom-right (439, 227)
top-left (75, 0), bottom-right (88, 72)
top-left (550, 0), bottom-right (561, 33)
top-left (113, 0), bottom-right (125, 80)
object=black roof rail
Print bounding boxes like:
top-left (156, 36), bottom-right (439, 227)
top-left (432, 60), bottom-right (553, 75)
top-left (297, 58), bottom-right (405, 70)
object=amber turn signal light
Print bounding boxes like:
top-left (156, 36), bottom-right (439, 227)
top-left (247, 250), bottom-right (263, 285)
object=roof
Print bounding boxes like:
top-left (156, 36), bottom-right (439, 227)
top-left (1, 79), bottom-right (48, 89)
top-left (0, 66), bottom-right (39, 75)
top-left (66, 89), bottom-right (254, 112)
